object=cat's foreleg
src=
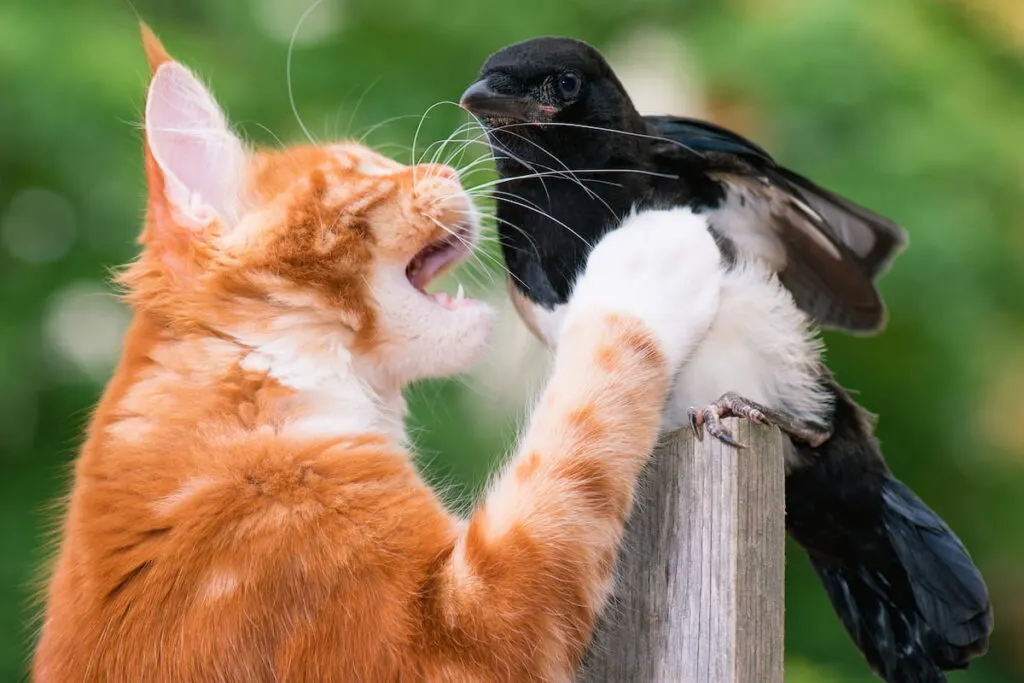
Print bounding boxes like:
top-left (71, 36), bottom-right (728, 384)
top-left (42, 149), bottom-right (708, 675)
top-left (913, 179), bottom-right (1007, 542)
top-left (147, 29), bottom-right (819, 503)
top-left (426, 209), bottom-right (723, 681)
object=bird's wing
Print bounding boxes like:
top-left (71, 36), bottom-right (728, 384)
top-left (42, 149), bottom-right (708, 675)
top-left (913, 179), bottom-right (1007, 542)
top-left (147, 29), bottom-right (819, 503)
top-left (644, 115), bottom-right (776, 160)
top-left (645, 115), bottom-right (908, 333)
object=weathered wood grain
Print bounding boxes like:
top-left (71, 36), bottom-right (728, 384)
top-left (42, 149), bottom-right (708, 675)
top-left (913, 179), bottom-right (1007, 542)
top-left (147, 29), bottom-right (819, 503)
top-left (580, 418), bottom-right (785, 683)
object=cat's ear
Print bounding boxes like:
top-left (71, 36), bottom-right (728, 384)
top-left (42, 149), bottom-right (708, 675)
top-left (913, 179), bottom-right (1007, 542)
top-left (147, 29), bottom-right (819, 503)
top-left (141, 25), bottom-right (246, 241)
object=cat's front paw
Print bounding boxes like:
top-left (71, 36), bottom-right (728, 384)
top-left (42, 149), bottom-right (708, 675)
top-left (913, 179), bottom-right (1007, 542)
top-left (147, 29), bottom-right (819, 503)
top-left (563, 208), bottom-right (724, 371)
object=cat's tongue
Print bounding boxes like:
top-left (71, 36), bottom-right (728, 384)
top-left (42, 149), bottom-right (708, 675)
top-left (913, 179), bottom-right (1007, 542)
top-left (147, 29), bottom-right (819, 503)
top-left (407, 232), bottom-right (477, 310)
top-left (407, 234), bottom-right (467, 292)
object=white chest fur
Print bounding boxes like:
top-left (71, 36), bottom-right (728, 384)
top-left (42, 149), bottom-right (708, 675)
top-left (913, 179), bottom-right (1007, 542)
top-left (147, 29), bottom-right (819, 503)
top-left (232, 317), bottom-right (406, 443)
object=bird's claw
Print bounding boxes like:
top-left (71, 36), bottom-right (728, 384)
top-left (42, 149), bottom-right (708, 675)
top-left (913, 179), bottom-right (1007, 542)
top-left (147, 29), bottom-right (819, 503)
top-left (686, 393), bottom-right (778, 449)
top-left (686, 392), bottom-right (832, 449)
top-left (687, 408), bottom-right (705, 441)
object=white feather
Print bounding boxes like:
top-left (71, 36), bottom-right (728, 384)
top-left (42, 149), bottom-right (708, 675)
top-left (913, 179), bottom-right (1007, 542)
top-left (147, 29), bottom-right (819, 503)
top-left (664, 260), bottom-right (830, 430)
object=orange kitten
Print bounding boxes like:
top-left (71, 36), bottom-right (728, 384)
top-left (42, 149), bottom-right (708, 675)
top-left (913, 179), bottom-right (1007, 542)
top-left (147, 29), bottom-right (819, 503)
top-left (32, 27), bottom-right (723, 682)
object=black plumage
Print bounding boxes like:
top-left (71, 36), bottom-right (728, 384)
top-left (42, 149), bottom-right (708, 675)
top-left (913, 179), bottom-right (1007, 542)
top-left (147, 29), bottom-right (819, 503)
top-left (787, 375), bottom-right (992, 681)
top-left (461, 36), bottom-right (992, 682)
top-left (460, 36), bottom-right (906, 333)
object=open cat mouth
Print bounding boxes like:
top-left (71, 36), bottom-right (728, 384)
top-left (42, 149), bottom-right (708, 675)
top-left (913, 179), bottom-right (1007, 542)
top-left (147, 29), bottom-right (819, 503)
top-left (405, 225), bottom-right (476, 310)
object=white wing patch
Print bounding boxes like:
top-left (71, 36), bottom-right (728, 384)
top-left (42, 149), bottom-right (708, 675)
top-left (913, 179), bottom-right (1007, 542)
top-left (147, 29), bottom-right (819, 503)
top-left (711, 181), bottom-right (844, 266)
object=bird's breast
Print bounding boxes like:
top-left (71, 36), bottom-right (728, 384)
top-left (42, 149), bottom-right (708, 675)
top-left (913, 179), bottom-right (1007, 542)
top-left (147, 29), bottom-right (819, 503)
top-left (506, 279), bottom-right (568, 346)
top-left (663, 263), bottom-right (830, 431)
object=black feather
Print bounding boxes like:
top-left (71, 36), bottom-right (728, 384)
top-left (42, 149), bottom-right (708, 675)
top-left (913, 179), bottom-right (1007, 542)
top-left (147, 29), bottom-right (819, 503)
top-left (809, 556), bottom-right (950, 683)
top-left (645, 115), bottom-right (908, 333)
top-left (769, 166), bottom-right (908, 279)
top-left (881, 480), bottom-right (993, 659)
top-left (787, 376), bottom-right (992, 682)
top-left (644, 115), bottom-right (774, 161)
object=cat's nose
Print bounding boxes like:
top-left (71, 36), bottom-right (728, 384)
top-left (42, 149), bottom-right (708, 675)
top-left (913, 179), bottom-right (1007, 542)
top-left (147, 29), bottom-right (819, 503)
top-left (415, 164), bottom-right (460, 183)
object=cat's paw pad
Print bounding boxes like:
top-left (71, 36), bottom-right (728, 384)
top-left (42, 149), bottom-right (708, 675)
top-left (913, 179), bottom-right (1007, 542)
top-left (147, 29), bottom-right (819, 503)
top-left (566, 208), bottom-right (724, 369)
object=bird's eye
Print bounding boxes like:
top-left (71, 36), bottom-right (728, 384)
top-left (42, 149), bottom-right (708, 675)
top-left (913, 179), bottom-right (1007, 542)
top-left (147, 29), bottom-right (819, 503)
top-left (557, 72), bottom-right (582, 99)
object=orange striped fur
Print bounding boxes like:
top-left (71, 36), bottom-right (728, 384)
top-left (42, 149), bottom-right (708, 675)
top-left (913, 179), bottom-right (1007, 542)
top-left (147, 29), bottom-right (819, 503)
top-left (32, 27), bottom-right (682, 683)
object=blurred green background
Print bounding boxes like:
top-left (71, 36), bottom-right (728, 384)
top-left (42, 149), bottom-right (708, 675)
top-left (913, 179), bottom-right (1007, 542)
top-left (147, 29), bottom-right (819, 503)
top-left (2, 0), bottom-right (1022, 680)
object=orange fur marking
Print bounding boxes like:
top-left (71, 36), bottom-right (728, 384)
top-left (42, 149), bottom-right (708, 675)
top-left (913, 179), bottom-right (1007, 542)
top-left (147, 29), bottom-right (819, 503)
top-left (552, 457), bottom-right (621, 517)
top-left (515, 449), bottom-right (543, 481)
top-left (139, 23), bottom-right (172, 75)
top-left (609, 314), bottom-right (664, 362)
top-left (567, 403), bottom-right (604, 443)
top-left (32, 29), bottom-right (677, 683)
top-left (594, 343), bottom-right (622, 371)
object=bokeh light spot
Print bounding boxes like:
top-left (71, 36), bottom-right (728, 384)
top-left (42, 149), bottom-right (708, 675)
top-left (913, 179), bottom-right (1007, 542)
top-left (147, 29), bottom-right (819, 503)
top-left (253, 0), bottom-right (344, 47)
top-left (1, 187), bottom-right (77, 264)
top-left (43, 281), bottom-right (130, 384)
top-left (606, 27), bottom-right (703, 117)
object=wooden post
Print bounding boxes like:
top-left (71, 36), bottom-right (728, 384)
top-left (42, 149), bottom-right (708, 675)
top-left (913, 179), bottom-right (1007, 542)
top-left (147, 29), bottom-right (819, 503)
top-left (580, 418), bottom-right (786, 683)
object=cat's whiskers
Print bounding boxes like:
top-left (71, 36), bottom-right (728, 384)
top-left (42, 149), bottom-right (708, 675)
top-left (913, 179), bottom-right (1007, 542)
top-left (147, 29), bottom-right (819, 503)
top-left (355, 114), bottom-right (426, 145)
top-left (245, 121), bottom-right (292, 155)
top-left (411, 100), bottom-right (464, 186)
top-left (416, 128), bottom-right (470, 167)
top-left (457, 263), bottom-right (498, 298)
top-left (423, 116), bottom-right (485, 159)
top-left (371, 142), bottom-right (417, 159)
top-left (285, 0), bottom-right (325, 146)
top-left (337, 76), bottom-right (384, 141)
top-left (464, 167), bottom-right (676, 194)
top-left (451, 127), bottom-right (632, 225)
top-left (476, 213), bottom-right (542, 262)
top-left (424, 215), bottom-right (505, 287)
top-left (437, 181), bottom-right (585, 254)
top-left (449, 153), bottom-right (501, 182)
top-left (420, 121), bottom-right (481, 167)
top-left (433, 112), bottom-right (557, 205)
top-left (450, 146), bottom-right (498, 169)
top-left (477, 125), bottom-right (612, 211)
top-left (460, 203), bottom-right (543, 270)
top-left (483, 189), bottom-right (547, 216)
top-left (438, 126), bottom-right (492, 171)
top-left (472, 193), bottom-right (592, 250)
top-left (428, 177), bottom-right (547, 266)
top-left (458, 115), bottom-right (556, 205)
top-left (446, 156), bottom-right (497, 185)
top-left (490, 120), bottom-right (707, 157)
top-left (327, 82), bottom-right (361, 142)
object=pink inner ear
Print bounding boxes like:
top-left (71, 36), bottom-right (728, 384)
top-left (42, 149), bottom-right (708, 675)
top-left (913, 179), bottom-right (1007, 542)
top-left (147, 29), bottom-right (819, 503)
top-left (146, 62), bottom-right (246, 225)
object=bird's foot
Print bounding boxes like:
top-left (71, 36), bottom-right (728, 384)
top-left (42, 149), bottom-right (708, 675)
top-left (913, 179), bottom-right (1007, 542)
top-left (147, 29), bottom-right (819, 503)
top-left (686, 392), bottom-right (832, 449)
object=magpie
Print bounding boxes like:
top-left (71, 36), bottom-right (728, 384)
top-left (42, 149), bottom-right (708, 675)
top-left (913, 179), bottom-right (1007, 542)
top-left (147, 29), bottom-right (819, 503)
top-left (460, 36), bottom-right (993, 682)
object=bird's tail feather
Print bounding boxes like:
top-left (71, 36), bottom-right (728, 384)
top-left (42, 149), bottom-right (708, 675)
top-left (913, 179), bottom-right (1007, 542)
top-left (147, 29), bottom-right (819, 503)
top-left (809, 478), bottom-right (992, 683)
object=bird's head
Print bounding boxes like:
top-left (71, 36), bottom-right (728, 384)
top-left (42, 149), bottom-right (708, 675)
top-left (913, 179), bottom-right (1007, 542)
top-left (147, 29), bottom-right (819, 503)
top-left (459, 37), bottom-right (640, 132)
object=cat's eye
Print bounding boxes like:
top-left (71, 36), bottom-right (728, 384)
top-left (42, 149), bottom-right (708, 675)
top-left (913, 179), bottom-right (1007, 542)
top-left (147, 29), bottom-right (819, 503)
top-left (557, 72), bottom-right (582, 99)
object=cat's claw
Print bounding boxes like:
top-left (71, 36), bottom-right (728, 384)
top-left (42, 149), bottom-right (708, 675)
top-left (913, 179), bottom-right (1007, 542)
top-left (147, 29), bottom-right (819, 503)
top-left (687, 392), bottom-right (832, 449)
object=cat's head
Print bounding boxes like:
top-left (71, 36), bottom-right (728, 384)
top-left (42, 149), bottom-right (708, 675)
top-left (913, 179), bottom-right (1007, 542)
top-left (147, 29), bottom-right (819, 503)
top-left (122, 27), bottom-right (493, 386)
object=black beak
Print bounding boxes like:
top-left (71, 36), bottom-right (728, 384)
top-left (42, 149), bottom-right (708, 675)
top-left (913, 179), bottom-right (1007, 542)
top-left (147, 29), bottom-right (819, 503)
top-left (459, 78), bottom-right (547, 122)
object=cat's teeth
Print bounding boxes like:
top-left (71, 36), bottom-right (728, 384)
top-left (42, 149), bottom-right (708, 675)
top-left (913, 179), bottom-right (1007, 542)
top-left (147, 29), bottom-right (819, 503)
top-left (455, 283), bottom-right (465, 301)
